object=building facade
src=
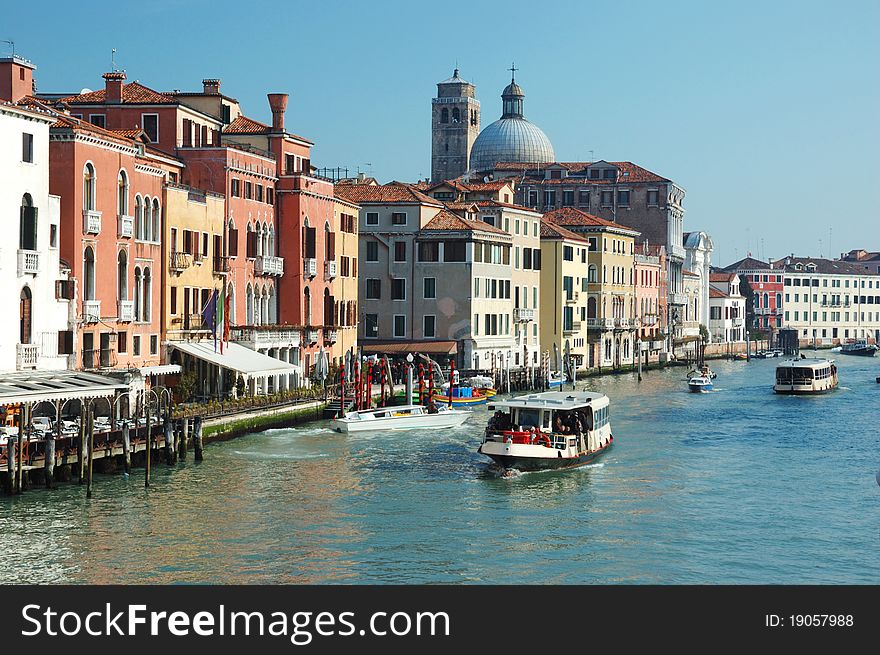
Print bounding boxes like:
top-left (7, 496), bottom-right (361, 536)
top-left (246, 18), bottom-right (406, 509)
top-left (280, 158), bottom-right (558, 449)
top-left (708, 273), bottom-right (746, 343)
top-left (722, 256), bottom-right (784, 333)
top-left (683, 231), bottom-right (714, 340)
top-left (634, 242), bottom-right (667, 358)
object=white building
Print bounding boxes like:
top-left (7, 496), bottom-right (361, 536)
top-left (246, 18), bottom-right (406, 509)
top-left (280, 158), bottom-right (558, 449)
top-left (683, 231), bottom-right (713, 339)
top-left (776, 256), bottom-right (880, 345)
top-left (0, 101), bottom-right (73, 372)
top-left (708, 273), bottom-right (746, 343)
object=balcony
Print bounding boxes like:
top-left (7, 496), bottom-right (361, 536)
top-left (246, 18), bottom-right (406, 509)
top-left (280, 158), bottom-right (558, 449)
top-left (213, 255), bottom-right (231, 275)
top-left (303, 258), bottom-right (317, 278)
top-left (670, 292), bottom-right (688, 306)
top-left (117, 300), bottom-right (135, 322)
top-left (306, 328), bottom-right (319, 344)
top-left (754, 307), bottom-right (771, 315)
top-left (16, 343), bottom-right (39, 370)
top-left (256, 255), bottom-right (284, 276)
top-left (83, 209), bottom-right (102, 235)
top-left (586, 317), bottom-right (615, 330)
top-left (83, 348), bottom-right (117, 370)
top-left (17, 249), bottom-right (39, 276)
top-left (615, 318), bottom-right (639, 330)
top-left (82, 299), bottom-right (101, 323)
top-left (514, 307), bottom-right (535, 322)
top-left (651, 340), bottom-right (666, 350)
top-left (565, 291), bottom-right (579, 304)
top-left (324, 260), bottom-right (338, 280)
top-left (230, 326), bottom-right (302, 349)
top-left (324, 329), bottom-right (338, 344)
top-left (563, 320), bottom-right (582, 335)
top-left (118, 214), bottom-right (134, 238)
top-left (170, 251), bottom-right (191, 272)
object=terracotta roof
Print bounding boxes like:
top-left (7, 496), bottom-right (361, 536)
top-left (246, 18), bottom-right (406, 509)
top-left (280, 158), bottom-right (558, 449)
top-left (420, 210), bottom-right (509, 236)
top-left (634, 242), bottom-right (665, 257)
top-left (709, 287), bottom-right (727, 299)
top-left (472, 199), bottom-right (540, 213)
top-left (224, 115), bottom-right (270, 134)
top-left (683, 269), bottom-right (700, 278)
top-left (773, 256), bottom-right (879, 276)
top-left (539, 219), bottom-right (590, 243)
top-left (111, 128), bottom-right (146, 139)
top-left (494, 161), bottom-right (670, 184)
top-left (709, 272), bottom-right (735, 283)
top-left (444, 201), bottom-right (480, 212)
top-left (428, 179), bottom-right (512, 193)
top-left (544, 207), bottom-right (639, 234)
top-left (722, 256), bottom-right (774, 272)
top-left (64, 81), bottom-right (175, 105)
top-left (334, 182), bottom-right (441, 206)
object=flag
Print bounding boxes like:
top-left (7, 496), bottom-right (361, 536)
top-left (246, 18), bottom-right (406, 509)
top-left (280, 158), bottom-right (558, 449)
top-left (215, 284), bottom-right (225, 353)
top-left (201, 289), bottom-right (217, 334)
top-left (222, 285), bottom-right (230, 353)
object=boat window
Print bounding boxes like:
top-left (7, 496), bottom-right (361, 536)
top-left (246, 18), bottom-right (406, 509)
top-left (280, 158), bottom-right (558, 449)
top-left (585, 407), bottom-right (594, 431)
top-left (542, 411), bottom-right (551, 429)
top-left (516, 409), bottom-right (541, 429)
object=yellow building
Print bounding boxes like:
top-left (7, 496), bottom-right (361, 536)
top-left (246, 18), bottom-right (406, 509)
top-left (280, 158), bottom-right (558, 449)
top-left (539, 220), bottom-right (591, 373)
top-left (544, 208), bottom-right (639, 370)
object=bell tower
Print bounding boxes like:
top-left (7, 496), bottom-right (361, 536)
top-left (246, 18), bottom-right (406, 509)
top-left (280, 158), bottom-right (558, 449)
top-left (431, 69), bottom-right (480, 183)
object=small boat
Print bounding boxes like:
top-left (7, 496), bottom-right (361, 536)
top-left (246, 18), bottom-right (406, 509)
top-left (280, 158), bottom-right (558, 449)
top-left (479, 391), bottom-right (613, 472)
top-left (774, 358), bottom-right (838, 394)
top-left (771, 349), bottom-right (784, 357)
top-left (431, 385), bottom-right (491, 407)
top-left (839, 340), bottom-right (878, 357)
top-left (733, 353), bottom-right (748, 361)
top-left (467, 375), bottom-right (497, 396)
top-left (687, 364), bottom-right (716, 380)
top-left (331, 403), bottom-right (470, 433)
top-left (688, 376), bottom-right (713, 392)
top-left (546, 371), bottom-right (564, 389)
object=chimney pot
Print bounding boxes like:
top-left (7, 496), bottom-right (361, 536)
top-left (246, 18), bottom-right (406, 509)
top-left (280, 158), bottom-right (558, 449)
top-left (267, 93), bottom-right (289, 131)
top-left (103, 70), bottom-right (126, 103)
top-left (203, 78), bottom-right (221, 94)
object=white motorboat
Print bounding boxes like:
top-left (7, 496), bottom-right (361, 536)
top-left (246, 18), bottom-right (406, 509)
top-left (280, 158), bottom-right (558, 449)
top-left (547, 371), bottom-right (564, 389)
top-left (331, 403), bottom-right (470, 433)
top-left (688, 376), bottom-right (714, 392)
top-left (774, 358), bottom-right (838, 394)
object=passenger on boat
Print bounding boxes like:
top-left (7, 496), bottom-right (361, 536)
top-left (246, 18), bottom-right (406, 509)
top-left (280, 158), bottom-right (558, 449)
top-left (488, 411), bottom-right (510, 431)
top-left (554, 414), bottom-right (571, 434)
top-left (426, 401), bottom-right (439, 414)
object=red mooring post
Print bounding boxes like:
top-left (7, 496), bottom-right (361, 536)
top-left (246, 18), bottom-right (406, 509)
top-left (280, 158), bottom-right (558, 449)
top-left (448, 358), bottom-right (455, 408)
top-left (365, 361), bottom-right (372, 410)
top-left (418, 362), bottom-right (425, 405)
top-left (339, 364), bottom-right (345, 417)
top-left (354, 360), bottom-right (361, 410)
top-left (379, 358), bottom-right (386, 407)
top-left (428, 361), bottom-right (434, 403)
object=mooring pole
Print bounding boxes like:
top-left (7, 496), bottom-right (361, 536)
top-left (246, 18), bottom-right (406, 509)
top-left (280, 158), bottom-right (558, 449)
top-left (144, 396), bottom-right (151, 488)
top-left (86, 404), bottom-right (94, 499)
top-left (193, 416), bottom-right (204, 462)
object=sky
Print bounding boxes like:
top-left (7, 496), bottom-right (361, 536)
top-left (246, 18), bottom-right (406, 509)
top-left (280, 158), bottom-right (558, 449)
top-left (4, 0), bottom-right (878, 266)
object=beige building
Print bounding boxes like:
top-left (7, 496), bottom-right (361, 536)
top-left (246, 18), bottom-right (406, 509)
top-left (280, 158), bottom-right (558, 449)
top-left (539, 220), bottom-right (591, 371)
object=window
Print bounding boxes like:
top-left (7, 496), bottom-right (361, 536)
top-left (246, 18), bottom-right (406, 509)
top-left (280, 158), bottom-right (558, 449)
top-left (600, 190), bottom-right (613, 206)
top-left (266, 187), bottom-right (274, 205)
top-left (563, 190), bottom-right (574, 206)
top-left (22, 133), bottom-right (34, 163)
top-left (647, 189), bottom-right (659, 206)
top-left (423, 277), bottom-right (436, 299)
top-left (618, 190), bottom-right (630, 206)
top-left (244, 181), bottom-right (252, 199)
top-left (418, 241), bottom-right (439, 262)
top-left (528, 190), bottom-right (538, 207)
top-left (255, 184), bottom-right (264, 202)
top-left (563, 246), bottom-right (574, 261)
top-left (543, 190), bottom-right (556, 207)
top-left (443, 241), bottom-right (466, 262)
top-left (83, 163), bottom-right (96, 211)
top-left (141, 114), bottom-right (159, 143)
top-left (364, 314), bottom-right (378, 338)
top-left (150, 335), bottom-right (158, 355)
top-left (133, 335), bottom-right (141, 356)
top-left (440, 107), bottom-right (449, 124)
top-left (89, 114), bottom-right (106, 128)
top-left (118, 331), bottom-right (128, 354)
top-left (231, 179), bottom-right (241, 197)
top-left (578, 190), bottom-right (590, 206)
top-left (394, 241), bottom-right (407, 262)
top-left (423, 315), bottom-right (436, 338)
top-left (19, 194), bottom-right (37, 251)
top-left (365, 279), bottom-right (381, 299)
top-left (366, 240), bottom-right (379, 262)
top-left (366, 212), bottom-right (379, 226)
top-left (391, 278), bottom-right (406, 300)
top-left (393, 315), bottom-right (406, 338)
top-left (392, 212), bottom-right (407, 225)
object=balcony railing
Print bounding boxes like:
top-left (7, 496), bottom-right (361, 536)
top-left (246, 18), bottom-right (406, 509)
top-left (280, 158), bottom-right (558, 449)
top-left (118, 214), bottom-right (134, 238)
top-left (17, 249), bottom-right (39, 276)
top-left (16, 343), bottom-right (39, 370)
top-left (256, 255), bottom-right (284, 276)
top-left (615, 317), bottom-right (639, 329)
top-left (303, 258), bottom-right (317, 278)
top-left (514, 308), bottom-right (535, 322)
top-left (230, 327), bottom-right (302, 348)
top-left (324, 260), bottom-right (338, 280)
top-left (324, 329), bottom-right (338, 344)
top-left (117, 300), bottom-right (135, 322)
top-left (170, 251), bottom-right (191, 271)
top-left (82, 299), bottom-right (101, 323)
top-left (586, 317), bottom-right (615, 329)
top-left (83, 209), bottom-right (102, 235)
top-left (306, 328), bottom-right (319, 343)
top-left (565, 291), bottom-right (579, 304)
top-left (213, 255), bottom-right (231, 275)
top-left (83, 348), bottom-right (116, 370)
top-left (563, 320), bottom-right (582, 335)
top-left (183, 314), bottom-right (207, 331)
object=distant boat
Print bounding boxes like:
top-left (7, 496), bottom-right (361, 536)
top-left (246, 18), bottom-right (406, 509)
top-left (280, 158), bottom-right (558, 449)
top-left (331, 404), bottom-right (470, 433)
top-left (687, 364), bottom-right (716, 380)
top-left (774, 358), bottom-right (838, 394)
top-left (688, 376), bottom-right (713, 393)
top-left (839, 340), bottom-right (878, 357)
top-left (733, 353), bottom-right (748, 361)
top-left (546, 371), bottom-right (564, 389)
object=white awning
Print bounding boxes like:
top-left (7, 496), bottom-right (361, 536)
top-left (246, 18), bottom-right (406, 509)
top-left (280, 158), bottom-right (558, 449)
top-left (167, 341), bottom-right (301, 380)
top-left (0, 371), bottom-right (129, 406)
top-left (139, 364), bottom-right (182, 376)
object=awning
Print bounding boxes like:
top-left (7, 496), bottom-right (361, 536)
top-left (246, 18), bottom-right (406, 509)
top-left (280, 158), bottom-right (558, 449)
top-left (360, 341), bottom-right (458, 356)
top-left (167, 341), bottom-right (301, 379)
top-left (0, 371), bottom-right (129, 407)
top-left (139, 364), bottom-right (182, 376)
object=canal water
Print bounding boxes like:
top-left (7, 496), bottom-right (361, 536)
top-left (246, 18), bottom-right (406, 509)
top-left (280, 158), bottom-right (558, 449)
top-left (2, 355), bottom-right (878, 584)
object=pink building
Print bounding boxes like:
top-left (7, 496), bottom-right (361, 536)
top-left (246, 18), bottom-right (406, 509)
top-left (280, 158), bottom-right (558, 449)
top-left (722, 256), bottom-right (784, 332)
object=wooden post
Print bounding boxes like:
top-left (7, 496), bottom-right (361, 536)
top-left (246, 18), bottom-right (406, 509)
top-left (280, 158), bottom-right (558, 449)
top-left (448, 359), bottom-right (455, 408)
top-left (144, 396), bottom-right (151, 488)
top-left (44, 429), bottom-right (55, 490)
top-left (428, 361), bottom-right (434, 403)
top-left (339, 364), bottom-right (346, 417)
top-left (353, 360), bottom-right (360, 411)
top-left (17, 404), bottom-right (27, 493)
top-left (163, 416), bottom-right (173, 465)
top-left (418, 362), bottom-right (425, 405)
top-left (6, 431), bottom-right (16, 494)
top-left (193, 416), bottom-right (204, 462)
top-left (379, 358), bottom-right (386, 407)
top-left (121, 423), bottom-right (131, 475)
top-left (77, 402), bottom-right (85, 484)
top-left (86, 404), bottom-right (94, 498)
top-left (364, 361), bottom-right (372, 410)
top-left (179, 418), bottom-right (188, 460)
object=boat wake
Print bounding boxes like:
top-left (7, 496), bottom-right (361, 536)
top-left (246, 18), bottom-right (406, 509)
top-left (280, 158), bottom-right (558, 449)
top-left (487, 461), bottom-right (605, 480)
top-left (231, 450), bottom-right (329, 460)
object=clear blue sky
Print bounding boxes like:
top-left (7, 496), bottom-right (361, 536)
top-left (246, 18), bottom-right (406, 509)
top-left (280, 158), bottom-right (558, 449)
top-left (5, 0), bottom-right (878, 265)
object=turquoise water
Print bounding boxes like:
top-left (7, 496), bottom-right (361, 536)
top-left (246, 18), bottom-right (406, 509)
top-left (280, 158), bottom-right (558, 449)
top-left (1, 355), bottom-right (878, 584)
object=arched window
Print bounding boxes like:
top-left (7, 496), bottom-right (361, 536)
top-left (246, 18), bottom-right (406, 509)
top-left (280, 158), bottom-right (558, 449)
top-left (134, 196), bottom-right (143, 239)
top-left (83, 246), bottom-right (96, 301)
top-left (602, 265), bottom-right (607, 284)
top-left (133, 267), bottom-right (142, 321)
top-left (325, 221), bottom-right (335, 261)
top-left (261, 287), bottom-right (269, 324)
top-left (763, 293), bottom-right (769, 309)
top-left (268, 285), bottom-right (277, 324)
top-left (452, 107), bottom-right (460, 123)
top-left (227, 282), bottom-right (236, 326)
top-left (246, 284), bottom-right (254, 324)
top-left (256, 223), bottom-right (263, 257)
top-left (143, 267), bottom-right (152, 322)
top-left (262, 221), bottom-right (269, 257)
top-left (118, 170), bottom-right (129, 216)
top-left (440, 107), bottom-right (449, 124)
top-left (117, 250), bottom-right (128, 301)
top-left (588, 265), bottom-right (597, 283)
top-left (268, 228), bottom-right (275, 257)
top-left (303, 287), bottom-right (311, 326)
top-left (20, 287), bottom-right (32, 344)
top-left (587, 297), bottom-right (597, 319)
top-left (83, 163), bottom-right (96, 211)
top-left (151, 199), bottom-right (160, 243)
top-left (140, 195), bottom-right (150, 240)
top-left (19, 193), bottom-right (37, 251)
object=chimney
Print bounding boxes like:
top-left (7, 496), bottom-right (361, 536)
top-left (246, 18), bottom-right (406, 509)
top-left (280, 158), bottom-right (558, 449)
top-left (0, 55), bottom-right (36, 103)
top-left (103, 71), bottom-right (126, 103)
top-left (203, 78), bottom-right (221, 94)
top-left (267, 93), bottom-right (288, 131)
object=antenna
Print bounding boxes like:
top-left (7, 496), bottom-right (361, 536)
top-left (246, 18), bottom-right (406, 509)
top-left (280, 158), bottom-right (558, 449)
top-left (828, 226), bottom-right (832, 260)
top-left (111, 48), bottom-right (117, 70)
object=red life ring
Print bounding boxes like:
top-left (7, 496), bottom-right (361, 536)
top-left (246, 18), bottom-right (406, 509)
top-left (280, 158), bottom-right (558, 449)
top-left (533, 434), bottom-right (551, 447)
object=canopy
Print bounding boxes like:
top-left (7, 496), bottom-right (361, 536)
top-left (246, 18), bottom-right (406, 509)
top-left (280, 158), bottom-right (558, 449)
top-left (0, 371), bottom-right (129, 407)
top-left (360, 341), bottom-right (458, 356)
top-left (167, 341), bottom-right (301, 380)
top-left (139, 364), bottom-right (182, 376)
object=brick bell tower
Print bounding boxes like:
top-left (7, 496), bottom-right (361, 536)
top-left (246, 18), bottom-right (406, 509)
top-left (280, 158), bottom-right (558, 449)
top-left (431, 68), bottom-right (480, 183)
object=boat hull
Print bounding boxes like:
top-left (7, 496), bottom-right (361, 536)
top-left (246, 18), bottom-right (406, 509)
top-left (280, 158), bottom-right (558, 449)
top-left (331, 410), bottom-right (470, 433)
top-left (839, 348), bottom-right (877, 357)
top-left (480, 441), bottom-right (612, 472)
top-left (430, 394), bottom-right (489, 407)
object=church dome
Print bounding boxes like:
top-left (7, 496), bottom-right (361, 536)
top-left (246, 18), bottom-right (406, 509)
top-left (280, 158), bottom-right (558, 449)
top-left (469, 72), bottom-right (555, 172)
top-left (469, 118), bottom-right (555, 172)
